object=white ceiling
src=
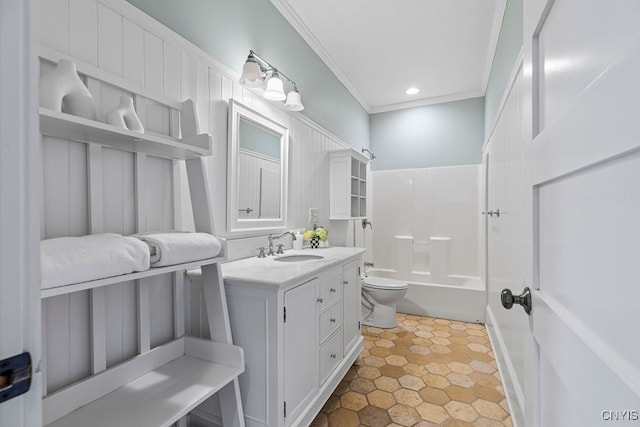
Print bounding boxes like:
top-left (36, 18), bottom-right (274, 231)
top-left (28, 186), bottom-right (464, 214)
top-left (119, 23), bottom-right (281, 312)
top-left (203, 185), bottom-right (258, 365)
top-left (271, 0), bottom-right (506, 114)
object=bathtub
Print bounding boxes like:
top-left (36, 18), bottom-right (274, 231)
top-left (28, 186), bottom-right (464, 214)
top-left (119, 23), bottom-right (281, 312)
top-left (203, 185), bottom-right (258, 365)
top-left (364, 269), bottom-right (486, 323)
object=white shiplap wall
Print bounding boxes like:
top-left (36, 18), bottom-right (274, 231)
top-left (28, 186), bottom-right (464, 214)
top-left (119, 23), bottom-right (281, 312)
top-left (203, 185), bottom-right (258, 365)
top-left (38, 0), bottom-right (360, 402)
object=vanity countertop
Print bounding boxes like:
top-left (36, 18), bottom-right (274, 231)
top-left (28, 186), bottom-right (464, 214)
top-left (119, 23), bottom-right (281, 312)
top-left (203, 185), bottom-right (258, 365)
top-left (221, 247), bottom-right (365, 289)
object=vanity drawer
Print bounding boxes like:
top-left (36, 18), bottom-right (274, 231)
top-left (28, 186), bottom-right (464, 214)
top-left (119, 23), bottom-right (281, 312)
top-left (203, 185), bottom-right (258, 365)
top-left (320, 329), bottom-right (344, 385)
top-left (319, 273), bottom-right (343, 311)
top-left (319, 301), bottom-right (343, 344)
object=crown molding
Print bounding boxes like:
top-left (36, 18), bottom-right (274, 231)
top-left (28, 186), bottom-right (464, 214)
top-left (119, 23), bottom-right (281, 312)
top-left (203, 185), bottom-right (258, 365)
top-left (270, 0), bottom-right (372, 113)
top-left (271, 0), bottom-right (505, 115)
top-left (369, 90), bottom-right (485, 114)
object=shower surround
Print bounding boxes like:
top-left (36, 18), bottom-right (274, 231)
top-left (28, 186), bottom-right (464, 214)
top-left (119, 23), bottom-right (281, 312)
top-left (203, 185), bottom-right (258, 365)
top-left (369, 165), bottom-right (485, 323)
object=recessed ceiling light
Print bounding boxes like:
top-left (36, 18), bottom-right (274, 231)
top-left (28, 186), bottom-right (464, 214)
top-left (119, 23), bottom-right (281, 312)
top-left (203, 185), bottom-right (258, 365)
top-left (406, 87), bottom-right (420, 95)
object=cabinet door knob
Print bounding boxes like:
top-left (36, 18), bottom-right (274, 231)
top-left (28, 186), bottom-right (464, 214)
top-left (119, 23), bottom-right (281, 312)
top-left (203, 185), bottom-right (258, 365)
top-left (343, 281), bottom-right (348, 285)
top-left (330, 354), bottom-right (336, 359)
top-left (317, 298), bottom-right (324, 303)
top-left (330, 288), bottom-right (336, 293)
top-left (330, 318), bottom-right (336, 323)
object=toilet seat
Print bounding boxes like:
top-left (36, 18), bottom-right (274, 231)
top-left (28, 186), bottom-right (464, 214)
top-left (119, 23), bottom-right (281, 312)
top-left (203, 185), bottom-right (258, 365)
top-left (362, 276), bottom-right (408, 290)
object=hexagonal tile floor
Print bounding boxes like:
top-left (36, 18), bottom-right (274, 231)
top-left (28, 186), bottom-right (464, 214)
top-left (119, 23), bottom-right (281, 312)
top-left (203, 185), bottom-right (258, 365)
top-left (311, 313), bottom-right (512, 427)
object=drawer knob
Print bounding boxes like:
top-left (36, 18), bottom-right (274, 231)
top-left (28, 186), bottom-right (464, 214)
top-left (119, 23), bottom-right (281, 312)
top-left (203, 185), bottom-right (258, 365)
top-left (317, 298), bottom-right (324, 303)
top-left (330, 318), bottom-right (336, 323)
top-left (330, 288), bottom-right (336, 293)
top-left (330, 354), bottom-right (336, 359)
top-left (343, 281), bottom-right (348, 285)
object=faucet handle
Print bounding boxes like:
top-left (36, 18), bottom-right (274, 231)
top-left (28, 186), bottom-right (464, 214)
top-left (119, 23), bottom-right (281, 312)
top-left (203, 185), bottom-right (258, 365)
top-left (276, 244), bottom-right (285, 254)
top-left (256, 247), bottom-right (266, 258)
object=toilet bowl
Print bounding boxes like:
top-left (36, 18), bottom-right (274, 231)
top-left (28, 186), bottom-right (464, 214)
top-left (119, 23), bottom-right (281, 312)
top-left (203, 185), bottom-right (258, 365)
top-left (361, 276), bottom-right (408, 328)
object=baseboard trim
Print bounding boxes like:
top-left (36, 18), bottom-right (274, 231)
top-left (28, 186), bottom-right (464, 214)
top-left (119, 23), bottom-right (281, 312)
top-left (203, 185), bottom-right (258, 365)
top-left (485, 305), bottom-right (525, 427)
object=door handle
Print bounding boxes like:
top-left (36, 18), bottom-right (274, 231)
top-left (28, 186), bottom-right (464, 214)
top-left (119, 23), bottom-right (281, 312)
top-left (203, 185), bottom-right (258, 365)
top-left (501, 287), bottom-right (532, 314)
top-left (0, 352), bottom-right (32, 404)
top-left (482, 209), bottom-right (501, 217)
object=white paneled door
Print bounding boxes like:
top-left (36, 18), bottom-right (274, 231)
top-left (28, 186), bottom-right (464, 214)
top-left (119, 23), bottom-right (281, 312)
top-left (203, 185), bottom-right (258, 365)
top-left (522, 0), bottom-right (640, 425)
top-left (0, 0), bottom-right (41, 425)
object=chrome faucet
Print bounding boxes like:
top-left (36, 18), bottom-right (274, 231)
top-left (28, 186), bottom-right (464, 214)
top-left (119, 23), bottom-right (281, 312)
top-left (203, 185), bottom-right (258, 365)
top-left (267, 232), bottom-right (297, 256)
top-left (362, 219), bottom-right (373, 230)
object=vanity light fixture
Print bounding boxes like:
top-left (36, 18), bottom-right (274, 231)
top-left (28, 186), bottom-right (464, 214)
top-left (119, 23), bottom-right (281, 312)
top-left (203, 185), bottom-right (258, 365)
top-left (240, 50), bottom-right (304, 111)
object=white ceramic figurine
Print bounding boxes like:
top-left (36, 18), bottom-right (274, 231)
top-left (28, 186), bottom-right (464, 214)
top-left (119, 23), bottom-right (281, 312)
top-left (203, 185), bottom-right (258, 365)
top-left (105, 95), bottom-right (144, 133)
top-left (40, 59), bottom-right (97, 120)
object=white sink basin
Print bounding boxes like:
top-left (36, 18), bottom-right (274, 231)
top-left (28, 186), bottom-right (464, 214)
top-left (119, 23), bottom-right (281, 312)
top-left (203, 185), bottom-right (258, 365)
top-left (274, 254), bottom-right (324, 263)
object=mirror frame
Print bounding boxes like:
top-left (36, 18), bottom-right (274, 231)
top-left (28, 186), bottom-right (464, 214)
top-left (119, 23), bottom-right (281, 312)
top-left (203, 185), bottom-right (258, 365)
top-left (227, 99), bottom-right (289, 235)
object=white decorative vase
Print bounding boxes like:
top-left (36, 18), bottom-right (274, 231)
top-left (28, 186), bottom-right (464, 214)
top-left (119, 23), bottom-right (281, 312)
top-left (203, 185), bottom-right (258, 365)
top-left (105, 95), bottom-right (144, 133)
top-left (39, 59), bottom-right (97, 120)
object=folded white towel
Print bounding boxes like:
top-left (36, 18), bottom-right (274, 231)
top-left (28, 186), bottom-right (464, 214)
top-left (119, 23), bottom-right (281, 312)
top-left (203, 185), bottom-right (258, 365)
top-left (41, 233), bottom-right (150, 289)
top-left (134, 232), bottom-right (222, 267)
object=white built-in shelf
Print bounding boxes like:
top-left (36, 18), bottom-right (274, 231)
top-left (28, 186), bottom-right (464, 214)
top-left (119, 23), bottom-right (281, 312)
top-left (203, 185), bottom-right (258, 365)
top-left (330, 149), bottom-right (368, 220)
top-left (44, 337), bottom-right (244, 427)
top-left (41, 255), bottom-right (226, 299)
top-left (39, 108), bottom-right (212, 160)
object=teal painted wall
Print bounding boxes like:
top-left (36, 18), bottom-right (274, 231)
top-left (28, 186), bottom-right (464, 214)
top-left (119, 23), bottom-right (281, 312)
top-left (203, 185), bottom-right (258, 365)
top-left (368, 0), bottom-right (522, 172)
top-left (126, 0), bottom-right (370, 149)
top-left (369, 98), bottom-right (485, 171)
top-left (484, 0), bottom-right (523, 138)
top-left (128, 0), bottom-right (522, 167)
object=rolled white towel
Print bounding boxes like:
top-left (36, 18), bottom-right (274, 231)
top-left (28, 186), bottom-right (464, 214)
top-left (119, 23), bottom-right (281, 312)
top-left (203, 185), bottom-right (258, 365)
top-left (41, 233), bottom-right (150, 289)
top-left (134, 232), bottom-right (222, 267)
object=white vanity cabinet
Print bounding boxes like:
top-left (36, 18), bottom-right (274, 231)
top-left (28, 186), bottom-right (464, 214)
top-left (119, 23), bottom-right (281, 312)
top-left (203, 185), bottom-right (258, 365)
top-left (222, 249), bottom-right (364, 427)
top-left (317, 268), bottom-right (345, 385)
top-left (342, 259), bottom-right (361, 355)
top-left (283, 277), bottom-right (319, 422)
top-left (329, 149), bottom-right (369, 219)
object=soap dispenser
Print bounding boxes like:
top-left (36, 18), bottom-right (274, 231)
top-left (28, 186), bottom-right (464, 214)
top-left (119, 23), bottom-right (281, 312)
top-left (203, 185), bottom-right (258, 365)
top-left (293, 230), bottom-right (303, 250)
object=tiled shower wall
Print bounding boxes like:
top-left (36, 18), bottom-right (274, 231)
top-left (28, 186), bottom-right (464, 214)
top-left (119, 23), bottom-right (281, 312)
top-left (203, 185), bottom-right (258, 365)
top-left (371, 166), bottom-right (482, 281)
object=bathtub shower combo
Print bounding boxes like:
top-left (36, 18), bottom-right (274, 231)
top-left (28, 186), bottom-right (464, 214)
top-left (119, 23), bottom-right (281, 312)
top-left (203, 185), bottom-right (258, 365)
top-left (362, 165), bottom-right (485, 325)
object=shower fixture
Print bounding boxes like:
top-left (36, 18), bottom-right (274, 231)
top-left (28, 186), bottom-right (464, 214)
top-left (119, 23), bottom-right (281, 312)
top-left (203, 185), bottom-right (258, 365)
top-left (361, 148), bottom-right (376, 160)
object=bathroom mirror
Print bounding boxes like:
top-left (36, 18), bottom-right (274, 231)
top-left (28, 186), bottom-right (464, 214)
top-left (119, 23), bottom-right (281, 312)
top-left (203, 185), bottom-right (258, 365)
top-left (227, 99), bottom-right (289, 235)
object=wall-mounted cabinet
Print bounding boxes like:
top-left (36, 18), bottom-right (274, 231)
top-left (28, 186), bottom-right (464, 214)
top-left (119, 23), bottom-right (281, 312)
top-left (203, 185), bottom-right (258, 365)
top-left (329, 149), bottom-right (369, 220)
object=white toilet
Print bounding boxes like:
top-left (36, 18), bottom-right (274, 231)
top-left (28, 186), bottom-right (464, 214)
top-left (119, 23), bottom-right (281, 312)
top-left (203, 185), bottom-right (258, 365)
top-left (361, 276), bottom-right (408, 328)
